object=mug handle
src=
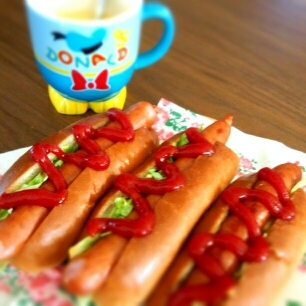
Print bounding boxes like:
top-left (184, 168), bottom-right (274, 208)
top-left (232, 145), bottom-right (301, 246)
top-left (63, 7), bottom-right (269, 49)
top-left (134, 2), bottom-right (175, 70)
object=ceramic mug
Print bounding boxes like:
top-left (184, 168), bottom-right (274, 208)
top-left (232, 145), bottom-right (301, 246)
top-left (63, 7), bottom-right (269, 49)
top-left (25, 0), bottom-right (175, 114)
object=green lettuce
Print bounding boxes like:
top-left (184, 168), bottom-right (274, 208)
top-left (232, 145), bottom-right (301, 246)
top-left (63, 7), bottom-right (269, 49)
top-left (69, 166), bottom-right (167, 259)
top-left (176, 126), bottom-right (204, 147)
top-left (0, 142), bottom-right (80, 220)
top-left (20, 142), bottom-right (79, 191)
top-left (69, 196), bottom-right (133, 259)
top-left (111, 197), bottom-right (133, 218)
top-left (176, 133), bottom-right (189, 147)
top-left (0, 209), bottom-right (12, 220)
top-left (144, 167), bottom-right (165, 180)
top-left (0, 260), bottom-right (9, 272)
top-left (20, 172), bottom-right (49, 190)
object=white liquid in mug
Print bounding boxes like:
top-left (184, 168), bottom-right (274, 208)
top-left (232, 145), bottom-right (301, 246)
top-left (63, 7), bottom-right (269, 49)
top-left (55, 0), bottom-right (128, 21)
top-left (57, 9), bottom-right (115, 20)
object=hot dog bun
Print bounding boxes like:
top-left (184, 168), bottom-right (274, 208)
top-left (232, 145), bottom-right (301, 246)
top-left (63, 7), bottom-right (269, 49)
top-left (11, 127), bottom-right (158, 273)
top-left (223, 188), bottom-right (306, 306)
top-left (0, 102), bottom-right (158, 267)
top-left (87, 116), bottom-right (239, 305)
top-left (148, 163), bottom-right (305, 306)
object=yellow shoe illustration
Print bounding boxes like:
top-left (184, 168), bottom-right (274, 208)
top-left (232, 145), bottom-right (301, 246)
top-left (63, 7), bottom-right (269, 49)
top-left (48, 86), bottom-right (127, 115)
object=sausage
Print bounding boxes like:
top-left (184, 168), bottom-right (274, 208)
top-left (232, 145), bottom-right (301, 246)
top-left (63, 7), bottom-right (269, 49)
top-left (0, 102), bottom-right (158, 266)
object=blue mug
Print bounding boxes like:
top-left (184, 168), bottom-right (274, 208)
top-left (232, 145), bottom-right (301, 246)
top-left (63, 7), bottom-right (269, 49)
top-left (25, 0), bottom-right (175, 114)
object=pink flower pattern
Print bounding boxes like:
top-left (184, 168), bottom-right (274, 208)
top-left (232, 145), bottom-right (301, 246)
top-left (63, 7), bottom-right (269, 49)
top-left (236, 155), bottom-right (258, 177)
top-left (17, 268), bottom-right (73, 305)
top-left (152, 104), bottom-right (173, 142)
top-left (0, 265), bottom-right (75, 305)
top-left (0, 279), bottom-right (11, 294)
top-left (298, 253), bottom-right (306, 273)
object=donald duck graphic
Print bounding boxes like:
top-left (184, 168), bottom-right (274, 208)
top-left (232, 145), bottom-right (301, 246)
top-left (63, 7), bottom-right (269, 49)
top-left (42, 27), bottom-right (129, 115)
top-left (52, 28), bottom-right (107, 55)
top-left (52, 29), bottom-right (110, 92)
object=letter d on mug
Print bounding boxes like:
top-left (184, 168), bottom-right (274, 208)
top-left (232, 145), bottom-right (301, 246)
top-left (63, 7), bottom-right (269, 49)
top-left (25, 0), bottom-right (175, 114)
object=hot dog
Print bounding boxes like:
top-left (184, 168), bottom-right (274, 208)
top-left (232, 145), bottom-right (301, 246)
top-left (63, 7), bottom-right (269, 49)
top-left (0, 101), bottom-right (158, 270)
top-left (60, 115), bottom-right (239, 305)
top-left (147, 163), bottom-right (306, 306)
top-left (62, 115), bottom-right (236, 296)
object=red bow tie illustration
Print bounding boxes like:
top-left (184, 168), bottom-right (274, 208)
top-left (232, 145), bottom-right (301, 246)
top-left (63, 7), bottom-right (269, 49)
top-left (71, 69), bottom-right (110, 91)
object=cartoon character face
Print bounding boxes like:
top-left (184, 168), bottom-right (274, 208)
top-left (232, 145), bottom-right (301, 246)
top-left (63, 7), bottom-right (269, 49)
top-left (50, 28), bottom-right (112, 94)
top-left (52, 28), bottom-right (107, 54)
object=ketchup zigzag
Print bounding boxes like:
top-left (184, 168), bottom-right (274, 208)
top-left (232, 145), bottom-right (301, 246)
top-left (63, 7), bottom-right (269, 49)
top-left (168, 167), bottom-right (296, 306)
top-left (86, 127), bottom-right (215, 239)
top-left (0, 108), bottom-right (134, 209)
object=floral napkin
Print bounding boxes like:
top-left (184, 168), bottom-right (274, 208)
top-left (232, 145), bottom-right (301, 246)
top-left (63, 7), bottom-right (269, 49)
top-left (0, 98), bottom-right (305, 306)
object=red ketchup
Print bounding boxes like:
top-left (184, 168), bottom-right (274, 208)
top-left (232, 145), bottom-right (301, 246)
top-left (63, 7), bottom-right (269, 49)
top-left (168, 167), bottom-right (295, 306)
top-left (0, 108), bottom-right (134, 209)
top-left (86, 127), bottom-right (215, 238)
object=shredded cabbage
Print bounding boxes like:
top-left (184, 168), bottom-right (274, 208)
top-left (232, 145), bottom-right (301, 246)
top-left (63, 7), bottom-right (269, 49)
top-left (0, 142), bottom-right (80, 220)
